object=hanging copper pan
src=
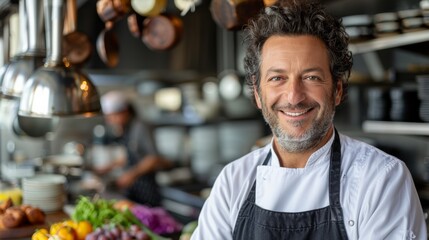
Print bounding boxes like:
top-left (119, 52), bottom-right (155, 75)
top-left (62, 0), bottom-right (92, 66)
top-left (96, 21), bottom-right (119, 67)
top-left (96, 0), bottom-right (130, 22)
top-left (142, 14), bottom-right (183, 51)
top-left (210, 0), bottom-right (264, 30)
top-left (127, 12), bottom-right (145, 38)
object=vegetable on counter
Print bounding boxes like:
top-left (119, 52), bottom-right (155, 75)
top-left (131, 205), bottom-right (182, 235)
top-left (179, 221), bottom-right (197, 240)
top-left (31, 220), bottom-right (93, 240)
top-left (71, 196), bottom-right (171, 240)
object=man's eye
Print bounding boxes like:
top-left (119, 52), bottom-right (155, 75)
top-left (305, 76), bottom-right (321, 81)
top-left (269, 76), bottom-right (283, 81)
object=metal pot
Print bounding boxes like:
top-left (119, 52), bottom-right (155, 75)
top-left (142, 14), bottom-right (183, 51)
top-left (17, 0), bottom-right (101, 137)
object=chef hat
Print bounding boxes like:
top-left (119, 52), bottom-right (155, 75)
top-left (101, 91), bottom-right (129, 114)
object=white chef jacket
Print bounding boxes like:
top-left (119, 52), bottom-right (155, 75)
top-left (191, 132), bottom-right (427, 240)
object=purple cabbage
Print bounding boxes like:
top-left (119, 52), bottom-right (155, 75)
top-left (131, 205), bottom-right (182, 234)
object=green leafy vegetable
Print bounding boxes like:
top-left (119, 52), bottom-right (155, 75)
top-left (71, 195), bottom-right (170, 240)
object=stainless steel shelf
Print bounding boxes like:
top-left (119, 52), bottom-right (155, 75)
top-left (362, 120), bottom-right (429, 135)
top-left (349, 30), bottom-right (429, 55)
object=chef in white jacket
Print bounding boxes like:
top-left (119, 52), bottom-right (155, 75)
top-left (191, 1), bottom-right (427, 239)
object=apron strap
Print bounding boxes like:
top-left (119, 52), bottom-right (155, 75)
top-left (329, 128), bottom-right (342, 206)
top-left (329, 128), bottom-right (344, 222)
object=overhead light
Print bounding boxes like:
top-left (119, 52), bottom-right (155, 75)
top-left (0, 0), bottom-right (45, 99)
top-left (17, 0), bottom-right (101, 137)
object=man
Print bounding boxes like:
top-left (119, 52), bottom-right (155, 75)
top-left (191, 1), bottom-right (427, 239)
top-left (98, 90), bottom-right (172, 206)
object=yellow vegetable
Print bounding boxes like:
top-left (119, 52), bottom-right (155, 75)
top-left (0, 188), bottom-right (22, 205)
top-left (56, 225), bottom-right (77, 240)
top-left (75, 221), bottom-right (93, 240)
top-left (31, 228), bottom-right (49, 240)
top-left (50, 222), bottom-right (63, 236)
top-left (63, 220), bottom-right (78, 229)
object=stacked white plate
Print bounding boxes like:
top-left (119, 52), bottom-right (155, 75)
top-left (22, 174), bottom-right (67, 212)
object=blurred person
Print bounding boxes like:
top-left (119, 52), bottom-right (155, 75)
top-left (191, 1), bottom-right (427, 239)
top-left (97, 90), bottom-right (172, 206)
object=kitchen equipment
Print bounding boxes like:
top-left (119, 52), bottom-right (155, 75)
top-left (219, 70), bottom-right (242, 101)
top-left (17, 0), bottom-right (101, 137)
top-left (62, 0), bottom-right (92, 66)
top-left (174, 0), bottom-right (201, 16)
top-left (374, 12), bottom-right (399, 23)
top-left (1, 0), bottom-right (45, 99)
top-left (96, 21), bottom-right (119, 67)
top-left (390, 86), bottom-right (421, 122)
top-left (131, 0), bottom-right (166, 17)
top-left (342, 14), bottom-right (374, 41)
top-left (154, 87), bottom-right (182, 112)
top-left (401, 17), bottom-right (425, 32)
top-left (398, 9), bottom-right (422, 19)
top-left (417, 75), bottom-right (429, 122)
top-left (22, 174), bottom-right (67, 212)
top-left (0, 18), bottom-right (10, 83)
top-left (96, 0), bottom-right (131, 22)
top-left (210, 0), bottom-right (264, 30)
top-left (39, 154), bottom-right (84, 178)
top-left (397, 9), bottom-right (424, 33)
top-left (127, 12), bottom-right (145, 38)
top-left (142, 14), bottom-right (183, 51)
top-left (342, 14), bottom-right (373, 27)
top-left (366, 86), bottom-right (391, 121)
top-left (218, 120), bottom-right (264, 162)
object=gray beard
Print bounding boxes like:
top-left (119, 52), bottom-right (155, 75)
top-left (271, 112), bottom-right (334, 152)
top-left (261, 101), bottom-right (335, 153)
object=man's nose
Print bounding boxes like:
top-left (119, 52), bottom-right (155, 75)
top-left (286, 78), bottom-right (305, 105)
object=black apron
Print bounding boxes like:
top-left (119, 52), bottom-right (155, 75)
top-left (233, 130), bottom-right (348, 240)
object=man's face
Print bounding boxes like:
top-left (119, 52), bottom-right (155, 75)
top-left (105, 110), bottom-right (130, 128)
top-left (255, 35), bottom-right (342, 153)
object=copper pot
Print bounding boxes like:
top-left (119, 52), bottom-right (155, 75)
top-left (127, 12), bottom-right (145, 38)
top-left (96, 0), bottom-right (131, 22)
top-left (96, 21), bottom-right (119, 67)
top-left (62, 0), bottom-right (92, 66)
top-left (142, 14), bottom-right (183, 51)
top-left (210, 0), bottom-right (264, 30)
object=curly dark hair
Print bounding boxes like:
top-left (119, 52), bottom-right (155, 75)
top-left (243, 0), bottom-right (353, 104)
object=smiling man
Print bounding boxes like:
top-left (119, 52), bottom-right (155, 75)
top-left (191, 1), bottom-right (427, 240)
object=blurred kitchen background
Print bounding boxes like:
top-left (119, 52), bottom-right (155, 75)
top-left (2, 0), bottom-right (429, 223)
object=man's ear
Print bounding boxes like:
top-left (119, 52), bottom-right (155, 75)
top-left (253, 76), bottom-right (262, 109)
top-left (335, 79), bottom-right (343, 106)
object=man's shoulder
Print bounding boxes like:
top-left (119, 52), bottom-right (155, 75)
top-left (339, 133), bottom-right (406, 173)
